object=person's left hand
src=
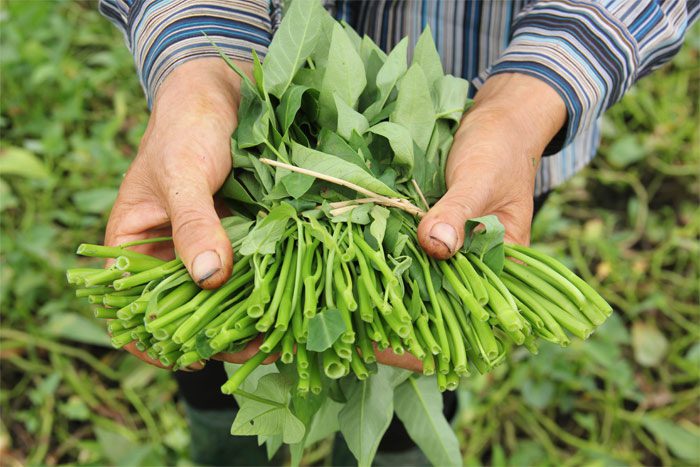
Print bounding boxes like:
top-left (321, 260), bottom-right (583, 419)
top-left (377, 72), bottom-right (567, 372)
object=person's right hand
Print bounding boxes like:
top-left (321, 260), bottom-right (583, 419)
top-left (105, 58), bottom-right (256, 369)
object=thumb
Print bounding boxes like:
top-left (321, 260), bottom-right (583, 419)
top-left (417, 183), bottom-right (488, 260)
top-left (167, 179), bottom-right (233, 289)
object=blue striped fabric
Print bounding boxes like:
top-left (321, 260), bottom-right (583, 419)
top-left (99, 0), bottom-right (699, 194)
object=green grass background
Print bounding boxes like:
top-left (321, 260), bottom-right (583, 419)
top-left (1, 1), bottom-right (698, 465)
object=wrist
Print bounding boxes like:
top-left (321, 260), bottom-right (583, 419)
top-left (151, 58), bottom-right (250, 126)
top-left (466, 73), bottom-right (567, 161)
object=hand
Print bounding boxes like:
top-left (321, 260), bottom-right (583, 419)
top-left (105, 58), bottom-right (263, 369)
top-left (382, 74), bottom-right (567, 372)
top-left (418, 73), bottom-right (567, 257)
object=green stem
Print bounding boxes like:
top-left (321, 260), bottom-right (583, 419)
top-left (221, 350), bottom-right (270, 394)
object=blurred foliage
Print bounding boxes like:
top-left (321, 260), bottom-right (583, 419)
top-left (0, 1), bottom-right (698, 465)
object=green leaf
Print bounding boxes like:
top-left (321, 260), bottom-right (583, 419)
top-left (237, 79), bottom-right (269, 149)
top-left (306, 308), bottom-right (347, 352)
top-left (276, 85), bottom-right (310, 135)
top-left (220, 174), bottom-right (257, 205)
top-left (291, 143), bottom-right (400, 198)
top-left (338, 370), bottom-right (394, 467)
top-left (72, 188), bottom-right (119, 214)
top-left (368, 205), bottom-right (390, 247)
top-left (521, 378), bottom-right (555, 409)
top-left (318, 129), bottom-right (369, 170)
top-left (412, 26), bottom-right (443, 87)
top-left (221, 216), bottom-right (255, 244)
top-left (305, 399), bottom-right (343, 446)
top-left (435, 74), bottom-right (470, 122)
top-left (641, 416), bottom-right (700, 461)
top-left (281, 171), bottom-right (315, 199)
top-left (231, 373), bottom-right (305, 444)
top-left (390, 63), bottom-right (435, 151)
top-left (0, 147), bottom-right (50, 179)
top-left (463, 215), bottom-right (506, 274)
top-left (318, 22), bottom-right (367, 128)
top-left (606, 135), bottom-right (647, 168)
top-left (363, 37), bottom-right (408, 120)
top-left (44, 312), bottom-right (111, 347)
top-left (394, 377), bottom-right (461, 467)
top-left (368, 122), bottom-right (414, 180)
top-left (631, 322), bottom-right (668, 367)
top-left (335, 94), bottom-right (369, 141)
top-left (262, 0), bottom-right (324, 98)
top-left (239, 203), bottom-right (296, 256)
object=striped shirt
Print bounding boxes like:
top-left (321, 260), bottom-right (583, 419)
top-left (99, 0), bottom-right (699, 195)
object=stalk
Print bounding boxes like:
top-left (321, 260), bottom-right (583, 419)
top-left (281, 330), bottom-right (295, 363)
top-left (352, 307), bottom-right (375, 364)
top-left (454, 253), bottom-right (489, 305)
top-left (483, 281), bottom-right (523, 332)
top-left (322, 349), bottom-right (346, 379)
top-left (309, 354), bottom-right (322, 395)
top-left (504, 245), bottom-right (585, 306)
top-left (349, 348), bottom-right (369, 380)
top-left (221, 350), bottom-right (270, 394)
top-left (257, 238), bottom-right (296, 332)
top-left (172, 268), bottom-right (254, 344)
top-left (113, 259), bottom-right (182, 290)
top-left (468, 253), bottom-right (518, 310)
top-left (77, 244), bottom-right (166, 265)
top-left (93, 307), bottom-right (117, 319)
top-left (436, 293), bottom-right (468, 374)
top-left (502, 275), bottom-right (570, 345)
top-left (438, 261), bottom-right (489, 322)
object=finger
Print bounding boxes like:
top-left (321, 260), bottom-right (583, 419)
top-left (499, 203), bottom-right (534, 246)
top-left (417, 181), bottom-right (489, 260)
top-left (166, 172), bottom-right (233, 289)
top-left (123, 341), bottom-right (170, 370)
top-left (213, 335), bottom-right (279, 365)
top-left (375, 347), bottom-right (423, 372)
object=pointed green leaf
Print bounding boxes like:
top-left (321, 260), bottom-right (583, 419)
top-left (276, 85), bottom-right (310, 135)
top-left (390, 63), bottom-right (435, 151)
top-left (435, 74), bottom-right (470, 122)
top-left (263, 0), bottom-right (324, 97)
top-left (368, 121), bottom-right (414, 179)
top-left (0, 147), bottom-right (50, 179)
top-left (394, 377), bottom-right (461, 467)
top-left (231, 374), bottom-right (305, 444)
top-left (239, 203), bottom-right (296, 256)
top-left (335, 94), bottom-right (369, 140)
top-left (306, 308), bottom-right (347, 352)
top-left (237, 79), bottom-right (269, 148)
top-left (338, 370), bottom-right (394, 467)
top-left (291, 143), bottom-right (400, 198)
top-left (319, 22), bottom-right (367, 128)
top-left (412, 26), bottom-right (443, 86)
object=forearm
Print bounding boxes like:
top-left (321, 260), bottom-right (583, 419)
top-left (98, 0), bottom-right (271, 106)
top-left (448, 73), bottom-right (567, 188)
top-left (476, 0), bottom-right (699, 152)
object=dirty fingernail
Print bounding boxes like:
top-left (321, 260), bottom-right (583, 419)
top-left (429, 222), bottom-right (458, 253)
top-left (192, 250), bottom-right (221, 284)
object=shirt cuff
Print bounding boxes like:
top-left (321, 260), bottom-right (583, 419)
top-left (127, 0), bottom-right (272, 106)
top-left (475, 0), bottom-right (640, 153)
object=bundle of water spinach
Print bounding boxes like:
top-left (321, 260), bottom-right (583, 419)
top-left (67, 0), bottom-right (612, 464)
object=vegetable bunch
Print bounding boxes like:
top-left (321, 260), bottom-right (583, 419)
top-left (67, 0), bottom-right (612, 464)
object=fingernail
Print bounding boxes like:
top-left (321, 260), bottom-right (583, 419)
top-left (192, 250), bottom-right (221, 284)
top-left (429, 223), bottom-right (458, 253)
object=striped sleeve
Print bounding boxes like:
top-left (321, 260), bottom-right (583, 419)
top-left (98, 0), bottom-right (272, 106)
top-left (477, 0), bottom-right (700, 151)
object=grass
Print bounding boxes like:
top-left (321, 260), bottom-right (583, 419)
top-left (1, 1), bottom-right (698, 465)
